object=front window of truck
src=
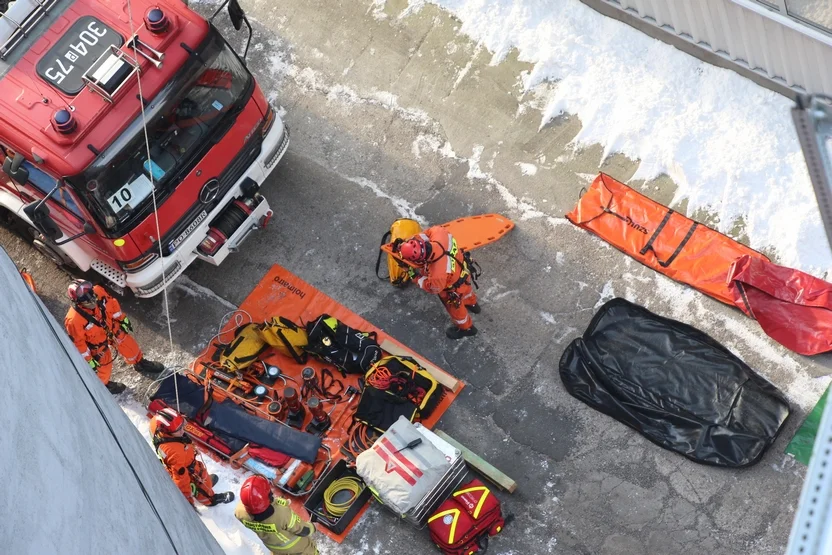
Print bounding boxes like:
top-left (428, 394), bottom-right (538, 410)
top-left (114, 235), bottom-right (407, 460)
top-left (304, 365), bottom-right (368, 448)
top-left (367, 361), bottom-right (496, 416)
top-left (67, 27), bottom-right (252, 233)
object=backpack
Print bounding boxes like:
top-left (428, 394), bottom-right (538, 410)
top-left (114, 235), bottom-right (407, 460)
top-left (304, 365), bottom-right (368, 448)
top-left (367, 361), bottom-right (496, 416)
top-left (218, 323), bottom-right (270, 373)
top-left (376, 218), bottom-right (422, 286)
top-left (305, 314), bottom-right (382, 375)
top-left (365, 355), bottom-right (442, 419)
top-left (260, 316), bottom-right (309, 364)
top-left (428, 479), bottom-right (507, 555)
top-left (352, 386), bottom-right (419, 433)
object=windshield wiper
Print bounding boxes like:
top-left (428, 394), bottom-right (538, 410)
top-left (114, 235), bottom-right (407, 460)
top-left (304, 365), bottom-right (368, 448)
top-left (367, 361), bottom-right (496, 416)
top-left (180, 42), bottom-right (206, 66)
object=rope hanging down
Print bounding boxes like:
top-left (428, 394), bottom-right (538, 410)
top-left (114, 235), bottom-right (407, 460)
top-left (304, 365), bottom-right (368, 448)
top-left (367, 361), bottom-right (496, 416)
top-left (125, 0), bottom-right (177, 410)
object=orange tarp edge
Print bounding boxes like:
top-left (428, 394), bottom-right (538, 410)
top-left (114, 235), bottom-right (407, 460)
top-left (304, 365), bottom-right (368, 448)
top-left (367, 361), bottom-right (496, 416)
top-left (199, 264), bottom-right (464, 543)
top-left (566, 173), bottom-right (768, 306)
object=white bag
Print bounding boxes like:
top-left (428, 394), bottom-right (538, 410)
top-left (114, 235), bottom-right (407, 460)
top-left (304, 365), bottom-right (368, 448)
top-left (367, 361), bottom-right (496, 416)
top-left (355, 416), bottom-right (451, 515)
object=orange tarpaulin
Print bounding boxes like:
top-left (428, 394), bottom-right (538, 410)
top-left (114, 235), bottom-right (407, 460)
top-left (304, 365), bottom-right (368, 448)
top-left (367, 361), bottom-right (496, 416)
top-left (566, 173), bottom-right (769, 306)
top-left (191, 264), bottom-right (463, 542)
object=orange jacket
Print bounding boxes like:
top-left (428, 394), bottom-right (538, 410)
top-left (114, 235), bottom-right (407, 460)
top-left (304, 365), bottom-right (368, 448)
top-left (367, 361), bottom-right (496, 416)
top-left (414, 226), bottom-right (466, 294)
top-left (64, 285), bottom-right (127, 362)
top-left (151, 427), bottom-right (200, 502)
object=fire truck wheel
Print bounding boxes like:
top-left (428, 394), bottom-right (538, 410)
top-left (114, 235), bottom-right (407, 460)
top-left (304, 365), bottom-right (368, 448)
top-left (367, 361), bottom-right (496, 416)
top-left (26, 226), bottom-right (78, 271)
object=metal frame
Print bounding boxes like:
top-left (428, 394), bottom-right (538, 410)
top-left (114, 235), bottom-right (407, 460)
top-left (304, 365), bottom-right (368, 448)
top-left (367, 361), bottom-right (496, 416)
top-left (787, 393), bottom-right (832, 553)
top-left (82, 44), bottom-right (141, 103)
top-left (0, 0), bottom-right (58, 59)
top-left (745, 0), bottom-right (832, 37)
top-left (791, 94), bottom-right (832, 250)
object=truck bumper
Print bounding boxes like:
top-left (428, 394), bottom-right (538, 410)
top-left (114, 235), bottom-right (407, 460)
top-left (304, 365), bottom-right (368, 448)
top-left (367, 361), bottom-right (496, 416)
top-left (107, 116), bottom-right (290, 298)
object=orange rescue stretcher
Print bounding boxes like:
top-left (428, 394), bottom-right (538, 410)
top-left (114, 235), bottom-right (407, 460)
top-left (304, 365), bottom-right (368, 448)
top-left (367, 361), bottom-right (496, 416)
top-left (566, 173), bottom-right (769, 306)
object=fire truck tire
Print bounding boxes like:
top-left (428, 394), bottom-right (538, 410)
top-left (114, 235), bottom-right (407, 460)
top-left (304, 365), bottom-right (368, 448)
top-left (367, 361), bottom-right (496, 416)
top-left (25, 225), bottom-right (78, 271)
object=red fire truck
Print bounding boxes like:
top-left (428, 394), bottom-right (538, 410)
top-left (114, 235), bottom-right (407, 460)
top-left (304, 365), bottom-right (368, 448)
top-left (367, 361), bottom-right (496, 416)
top-left (0, 0), bottom-right (289, 296)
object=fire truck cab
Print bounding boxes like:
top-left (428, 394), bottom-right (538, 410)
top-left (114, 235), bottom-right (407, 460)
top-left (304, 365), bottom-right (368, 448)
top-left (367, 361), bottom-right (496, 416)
top-left (0, 0), bottom-right (289, 296)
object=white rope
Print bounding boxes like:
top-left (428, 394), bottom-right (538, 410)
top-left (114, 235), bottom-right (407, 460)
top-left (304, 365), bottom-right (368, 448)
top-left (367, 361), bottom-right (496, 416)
top-left (125, 1), bottom-right (177, 409)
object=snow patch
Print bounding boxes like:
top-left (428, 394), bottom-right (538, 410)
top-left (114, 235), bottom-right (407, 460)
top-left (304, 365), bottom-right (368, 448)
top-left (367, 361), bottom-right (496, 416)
top-left (344, 175), bottom-right (429, 225)
top-left (399, 0), bottom-right (427, 19)
top-left (594, 281), bottom-right (615, 308)
top-left (173, 276), bottom-right (238, 311)
top-left (368, 0), bottom-right (388, 20)
top-left (516, 162), bottom-right (539, 176)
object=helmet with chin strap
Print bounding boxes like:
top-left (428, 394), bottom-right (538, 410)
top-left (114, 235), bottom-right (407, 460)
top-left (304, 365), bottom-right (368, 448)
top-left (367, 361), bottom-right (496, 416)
top-left (154, 407), bottom-right (185, 435)
top-left (399, 237), bottom-right (432, 264)
top-left (67, 280), bottom-right (96, 304)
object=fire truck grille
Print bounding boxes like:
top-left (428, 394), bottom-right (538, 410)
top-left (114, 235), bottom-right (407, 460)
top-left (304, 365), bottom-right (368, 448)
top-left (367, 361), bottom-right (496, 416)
top-left (160, 135), bottom-right (263, 257)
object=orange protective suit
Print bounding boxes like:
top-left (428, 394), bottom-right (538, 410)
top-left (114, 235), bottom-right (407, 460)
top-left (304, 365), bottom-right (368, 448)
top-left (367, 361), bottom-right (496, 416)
top-left (64, 284), bottom-right (142, 384)
top-left (413, 226), bottom-right (478, 330)
top-left (150, 423), bottom-right (216, 505)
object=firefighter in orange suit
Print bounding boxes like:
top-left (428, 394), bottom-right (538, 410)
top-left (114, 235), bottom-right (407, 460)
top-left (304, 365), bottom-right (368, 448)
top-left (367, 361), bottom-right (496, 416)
top-left (64, 280), bottom-right (163, 394)
top-left (398, 226), bottom-right (481, 339)
top-left (151, 408), bottom-right (235, 507)
top-left (236, 475), bottom-right (318, 555)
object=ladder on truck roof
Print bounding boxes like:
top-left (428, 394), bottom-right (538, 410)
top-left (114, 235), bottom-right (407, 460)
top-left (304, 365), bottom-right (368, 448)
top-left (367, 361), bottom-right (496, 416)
top-left (82, 36), bottom-right (164, 103)
top-left (0, 0), bottom-right (58, 59)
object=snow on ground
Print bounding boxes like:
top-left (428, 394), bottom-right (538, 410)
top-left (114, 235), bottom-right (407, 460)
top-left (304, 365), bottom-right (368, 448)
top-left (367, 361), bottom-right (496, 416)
top-left (409, 0), bottom-right (832, 275)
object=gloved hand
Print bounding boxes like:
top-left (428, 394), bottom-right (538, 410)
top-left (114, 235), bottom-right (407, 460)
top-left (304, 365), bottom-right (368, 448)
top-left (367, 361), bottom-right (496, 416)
top-left (119, 317), bottom-right (133, 333)
top-left (406, 267), bottom-right (418, 280)
top-left (88, 358), bottom-right (99, 371)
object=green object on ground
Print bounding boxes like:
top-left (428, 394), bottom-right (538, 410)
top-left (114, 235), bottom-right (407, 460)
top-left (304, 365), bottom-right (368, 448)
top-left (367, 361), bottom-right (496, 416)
top-left (786, 384), bottom-right (831, 465)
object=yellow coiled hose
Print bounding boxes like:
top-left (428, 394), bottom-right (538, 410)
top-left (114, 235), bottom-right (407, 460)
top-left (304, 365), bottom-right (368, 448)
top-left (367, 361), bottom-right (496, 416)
top-left (323, 476), bottom-right (363, 518)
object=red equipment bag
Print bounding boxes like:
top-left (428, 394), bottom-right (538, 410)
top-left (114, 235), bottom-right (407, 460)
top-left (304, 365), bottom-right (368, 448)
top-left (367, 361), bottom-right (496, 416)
top-left (428, 479), bottom-right (505, 555)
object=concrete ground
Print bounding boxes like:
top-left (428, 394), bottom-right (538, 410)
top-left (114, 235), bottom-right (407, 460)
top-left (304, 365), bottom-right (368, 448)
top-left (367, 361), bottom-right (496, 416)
top-left (3, 0), bottom-right (826, 553)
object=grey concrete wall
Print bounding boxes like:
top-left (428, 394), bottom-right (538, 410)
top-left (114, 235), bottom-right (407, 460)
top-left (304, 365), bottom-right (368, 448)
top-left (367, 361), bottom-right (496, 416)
top-left (0, 249), bottom-right (224, 555)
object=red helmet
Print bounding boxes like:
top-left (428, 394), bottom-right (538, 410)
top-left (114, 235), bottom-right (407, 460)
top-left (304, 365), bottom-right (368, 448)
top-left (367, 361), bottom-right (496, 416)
top-left (240, 475), bottom-right (272, 514)
top-left (154, 407), bottom-right (185, 434)
top-left (399, 237), bottom-right (430, 263)
top-left (67, 280), bottom-right (95, 304)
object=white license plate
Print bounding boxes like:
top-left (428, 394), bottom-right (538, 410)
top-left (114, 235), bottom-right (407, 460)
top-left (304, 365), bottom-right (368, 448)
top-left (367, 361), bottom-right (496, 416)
top-left (170, 210), bottom-right (208, 251)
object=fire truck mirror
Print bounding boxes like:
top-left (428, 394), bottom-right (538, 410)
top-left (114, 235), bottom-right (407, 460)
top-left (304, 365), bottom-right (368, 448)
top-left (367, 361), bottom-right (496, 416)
top-left (2, 153), bottom-right (29, 186)
top-left (228, 0), bottom-right (245, 31)
top-left (23, 202), bottom-right (62, 242)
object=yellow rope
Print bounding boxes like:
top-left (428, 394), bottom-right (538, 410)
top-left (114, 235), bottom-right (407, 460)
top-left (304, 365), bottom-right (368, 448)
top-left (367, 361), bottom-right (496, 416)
top-left (323, 477), bottom-right (363, 518)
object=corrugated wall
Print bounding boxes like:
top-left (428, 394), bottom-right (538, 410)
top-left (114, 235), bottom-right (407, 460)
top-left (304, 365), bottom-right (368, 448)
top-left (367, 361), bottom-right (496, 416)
top-left (582, 0), bottom-right (832, 97)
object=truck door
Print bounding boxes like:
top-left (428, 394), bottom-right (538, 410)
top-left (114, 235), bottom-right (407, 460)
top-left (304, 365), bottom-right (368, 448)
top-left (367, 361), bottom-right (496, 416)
top-left (14, 161), bottom-right (111, 264)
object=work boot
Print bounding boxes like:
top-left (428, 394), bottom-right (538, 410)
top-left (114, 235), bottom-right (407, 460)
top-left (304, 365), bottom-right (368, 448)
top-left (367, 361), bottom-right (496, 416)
top-left (465, 303), bottom-right (481, 314)
top-left (105, 381), bottom-right (127, 394)
top-left (210, 474), bottom-right (219, 487)
top-left (134, 358), bottom-right (164, 374)
top-left (208, 492), bottom-right (235, 506)
top-left (446, 325), bottom-right (478, 340)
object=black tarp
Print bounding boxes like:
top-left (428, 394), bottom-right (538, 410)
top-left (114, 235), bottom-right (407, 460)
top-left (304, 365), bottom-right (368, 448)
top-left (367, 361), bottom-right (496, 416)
top-left (559, 298), bottom-right (790, 467)
top-left (152, 374), bottom-right (321, 463)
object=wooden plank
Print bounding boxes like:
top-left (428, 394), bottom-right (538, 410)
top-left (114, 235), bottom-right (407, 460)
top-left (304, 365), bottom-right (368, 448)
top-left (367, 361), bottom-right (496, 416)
top-left (435, 430), bottom-right (517, 494)
top-left (379, 338), bottom-right (462, 393)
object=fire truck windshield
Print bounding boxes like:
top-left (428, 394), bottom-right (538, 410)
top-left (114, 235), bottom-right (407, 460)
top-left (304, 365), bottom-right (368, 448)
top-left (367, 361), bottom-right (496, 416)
top-left (66, 27), bottom-right (251, 234)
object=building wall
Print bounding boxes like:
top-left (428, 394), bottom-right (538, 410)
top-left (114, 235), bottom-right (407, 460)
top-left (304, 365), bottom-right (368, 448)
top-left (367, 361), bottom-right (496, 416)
top-left (0, 249), bottom-right (225, 555)
top-left (581, 0), bottom-right (832, 98)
